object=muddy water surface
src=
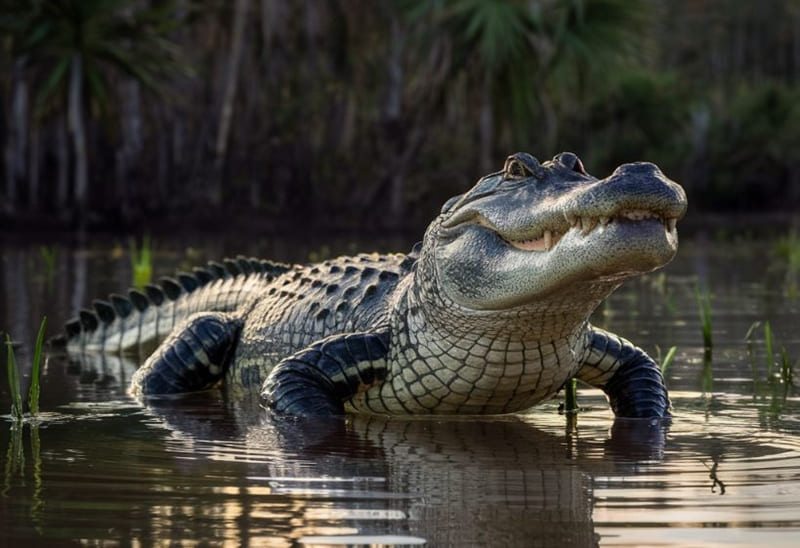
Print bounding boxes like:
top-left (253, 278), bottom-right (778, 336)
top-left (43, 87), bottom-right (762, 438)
top-left (1, 231), bottom-right (799, 546)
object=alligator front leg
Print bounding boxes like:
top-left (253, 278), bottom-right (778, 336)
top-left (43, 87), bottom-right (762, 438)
top-left (131, 312), bottom-right (242, 396)
top-left (575, 326), bottom-right (671, 418)
top-left (261, 330), bottom-right (390, 416)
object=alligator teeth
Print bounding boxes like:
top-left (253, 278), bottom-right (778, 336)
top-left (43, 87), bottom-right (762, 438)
top-left (508, 230), bottom-right (562, 252)
top-left (511, 237), bottom-right (548, 252)
top-left (581, 217), bottom-right (597, 235)
top-left (562, 209), bottom-right (678, 237)
top-left (621, 209), bottom-right (658, 221)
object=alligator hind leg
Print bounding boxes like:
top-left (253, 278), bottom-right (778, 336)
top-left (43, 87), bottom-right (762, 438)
top-left (131, 312), bottom-right (242, 396)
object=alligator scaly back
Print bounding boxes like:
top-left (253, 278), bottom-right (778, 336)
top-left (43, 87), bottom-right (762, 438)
top-left (63, 256), bottom-right (291, 355)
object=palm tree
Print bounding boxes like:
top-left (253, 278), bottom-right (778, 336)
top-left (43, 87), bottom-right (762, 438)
top-left (538, 0), bottom-right (651, 146)
top-left (405, 0), bottom-right (651, 164)
top-left (411, 0), bottom-right (542, 171)
top-left (212, 0), bottom-right (251, 207)
top-left (3, 0), bottom-right (185, 220)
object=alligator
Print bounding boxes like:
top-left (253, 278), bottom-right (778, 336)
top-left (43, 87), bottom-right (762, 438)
top-left (62, 152), bottom-right (687, 417)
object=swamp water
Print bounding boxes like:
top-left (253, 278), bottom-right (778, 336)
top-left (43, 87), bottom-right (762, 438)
top-left (1, 231), bottom-right (799, 547)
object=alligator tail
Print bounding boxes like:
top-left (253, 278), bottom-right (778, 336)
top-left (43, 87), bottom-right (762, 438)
top-left (58, 256), bottom-right (291, 355)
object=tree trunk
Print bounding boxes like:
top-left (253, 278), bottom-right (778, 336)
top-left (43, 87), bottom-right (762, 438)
top-left (4, 60), bottom-right (28, 214)
top-left (56, 115), bottom-right (70, 211)
top-left (156, 105), bottom-right (169, 206)
top-left (28, 123), bottom-right (40, 210)
top-left (386, 11), bottom-right (406, 224)
top-left (535, 88), bottom-right (558, 154)
top-left (260, 0), bottom-right (279, 55)
top-left (213, 0), bottom-right (251, 206)
top-left (68, 54), bottom-right (88, 221)
top-left (115, 81), bottom-right (143, 220)
top-left (479, 71), bottom-right (494, 174)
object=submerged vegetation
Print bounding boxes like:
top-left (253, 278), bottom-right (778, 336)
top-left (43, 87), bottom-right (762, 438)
top-left (745, 320), bottom-right (797, 389)
top-left (659, 346), bottom-right (677, 378)
top-left (3, 318), bottom-right (48, 422)
top-left (774, 230), bottom-right (800, 298)
top-left (5, 335), bottom-right (22, 421)
top-left (1, 1), bottom-right (800, 229)
top-left (562, 378), bottom-right (579, 415)
top-left (695, 286), bottom-right (713, 350)
top-left (129, 236), bottom-right (153, 288)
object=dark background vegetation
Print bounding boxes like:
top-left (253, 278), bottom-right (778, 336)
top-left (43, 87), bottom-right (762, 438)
top-left (2, 0), bottom-right (800, 233)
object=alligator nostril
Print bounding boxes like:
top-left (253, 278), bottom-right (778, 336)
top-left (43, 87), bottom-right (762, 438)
top-left (555, 152), bottom-right (587, 176)
top-left (610, 162), bottom-right (665, 180)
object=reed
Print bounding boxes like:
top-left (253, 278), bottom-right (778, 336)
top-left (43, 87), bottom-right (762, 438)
top-left (764, 321), bottom-right (775, 379)
top-left (780, 346), bottom-right (795, 386)
top-left (4, 317), bottom-right (48, 421)
top-left (39, 246), bottom-right (56, 291)
top-left (4, 335), bottom-right (23, 421)
top-left (129, 235), bottom-right (153, 288)
top-left (775, 229), bottom-right (800, 298)
top-left (27, 317), bottom-right (47, 416)
top-left (660, 346), bottom-right (677, 377)
top-left (564, 378), bottom-right (579, 413)
top-left (695, 285), bottom-right (713, 349)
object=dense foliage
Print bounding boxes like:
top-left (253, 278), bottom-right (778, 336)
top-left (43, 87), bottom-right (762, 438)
top-left (2, 0), bottom-right (799, 230)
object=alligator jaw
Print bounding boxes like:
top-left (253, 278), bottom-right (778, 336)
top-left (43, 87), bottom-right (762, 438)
top-left (503, 208), bottom-right (679, 253)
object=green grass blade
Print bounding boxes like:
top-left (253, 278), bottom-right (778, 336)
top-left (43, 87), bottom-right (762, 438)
top-left (764, 321), bottom-right (775, 379)
top-left (660, 346), bottom-right (677, 377)
top-left (130, 235), bottom-right (153, 288)
top-left (695, 285), bottom-right (713, 349)
top-left (744, 321), bottom-right (761, 343)
top-left (5, 335), bottom-right (23, 421)
top-left (780, 346), bottom-right (794, 386)
top-left (28, 317), bottom-right (47, 416)
top-left (565, 378), bottom-right (578, 413)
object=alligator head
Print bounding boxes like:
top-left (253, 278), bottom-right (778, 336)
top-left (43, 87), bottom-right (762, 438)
top-left (428, 152), bottom-right (687, 311)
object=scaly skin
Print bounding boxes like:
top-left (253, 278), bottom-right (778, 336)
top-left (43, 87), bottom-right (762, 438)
top-left (63, 152), bottom-right (687, 418)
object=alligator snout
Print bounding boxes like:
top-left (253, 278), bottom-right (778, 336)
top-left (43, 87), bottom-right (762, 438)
top-left (568, 161), bottom-right (687, 222)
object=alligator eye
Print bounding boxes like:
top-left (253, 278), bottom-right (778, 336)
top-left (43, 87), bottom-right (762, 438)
top-left (555, 152), bottom-right (587, 176)
top-left (503, 152), bottom-right (542, 180)
top-left (506, 159), bottom-right (528, 179)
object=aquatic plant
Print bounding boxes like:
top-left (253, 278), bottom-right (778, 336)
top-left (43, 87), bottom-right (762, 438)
top-left (774, 229), bottom-right (800, 298)
top-left (659, 346), bottom-right (677, 377)
top-left (5, 335), bottom-right (23, 421)
top-left (745, 320), bottom-right (796, 389)
top-left (39, 246), bottom-right (56, 291)
top-left (695, 285), bottom-right (713, 349)
top-left (3, 317), bottom-right (48, 421)
top-left (764, 321), bottom-right (775, 379)
top-left (701, 350), bottom-right (713, 395)
top-left (744, 321), bottom-right (761, 353)
top-left (564, 378), bottom-right (579, 414)
top-left (780, 346), bottom-right (795, 387)
top-left (129, 235), bottom-right (153, 288)
top-left (28, 318), bottom-right (47, 416)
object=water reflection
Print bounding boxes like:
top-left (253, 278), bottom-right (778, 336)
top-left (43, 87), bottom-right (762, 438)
top-left (146, 396), bottom-right (612, 547)
top-left (6, 385), bottom-right (800, 546)
top-left (1, 383), bottom-right (676, 547)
